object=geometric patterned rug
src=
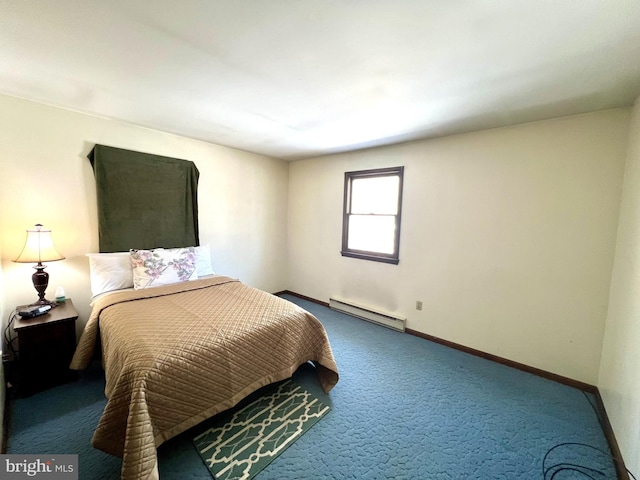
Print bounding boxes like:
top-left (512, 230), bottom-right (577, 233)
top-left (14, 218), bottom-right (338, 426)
top-left (193, 380), bottom-right (330, 480)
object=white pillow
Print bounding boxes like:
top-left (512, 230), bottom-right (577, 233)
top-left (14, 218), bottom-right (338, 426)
top-left (86, 252), bottom-right (134, 297)
top-left (195, 244), bottom-right (215, 277)
top-left (130, 247), bottom-right (197, 289)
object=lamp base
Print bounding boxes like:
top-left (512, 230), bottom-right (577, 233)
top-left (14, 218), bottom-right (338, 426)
top-left (32, 263), bottom-right (53, 306)
top-left (30, 298), bottom-right (57, 307)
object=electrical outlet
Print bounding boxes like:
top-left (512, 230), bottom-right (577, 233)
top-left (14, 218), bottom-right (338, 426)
top-left (416, 300), bottom-right (423, 311)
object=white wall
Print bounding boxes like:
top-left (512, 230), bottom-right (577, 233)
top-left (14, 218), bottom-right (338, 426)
top-left (0, 94), bottom-right (289, 332)
top-left (288, 109), bottom-right (630, 385)
top-left (599, 98), bottom-right (640, 475)
top-left (0, 240), bottom-right (4, 451)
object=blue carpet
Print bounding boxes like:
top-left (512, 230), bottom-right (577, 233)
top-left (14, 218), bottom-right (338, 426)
top-left (6, 294), bottom-right (619, 479)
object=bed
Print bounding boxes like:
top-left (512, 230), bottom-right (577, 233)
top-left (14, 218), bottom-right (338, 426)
top-left (70, 273), bottom-right (339, 480)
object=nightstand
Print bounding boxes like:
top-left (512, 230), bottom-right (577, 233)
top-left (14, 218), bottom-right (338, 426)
top-left (13, 299), bottom-right (78, 396)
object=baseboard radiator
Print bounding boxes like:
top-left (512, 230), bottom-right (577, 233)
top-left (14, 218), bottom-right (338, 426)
top-left (329, 297), bottom-right (406, 332)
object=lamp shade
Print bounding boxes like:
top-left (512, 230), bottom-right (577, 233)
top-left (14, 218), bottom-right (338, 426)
top-left (13, 224), bottom-right (65, 264)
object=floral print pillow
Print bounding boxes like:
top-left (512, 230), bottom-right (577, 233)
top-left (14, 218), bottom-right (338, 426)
top-left (130, 247), bottom-right (197, 289)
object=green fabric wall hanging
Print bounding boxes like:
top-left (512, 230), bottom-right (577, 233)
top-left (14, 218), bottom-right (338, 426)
top-left (88, 144), bottom-right (200, 253)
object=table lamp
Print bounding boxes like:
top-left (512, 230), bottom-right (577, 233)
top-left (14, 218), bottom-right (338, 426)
top-left (13, 224), bottom-right (65, 305)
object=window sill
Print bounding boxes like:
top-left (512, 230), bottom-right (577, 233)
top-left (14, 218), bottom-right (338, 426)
top-left (340, 251), bottom-right (399, 265)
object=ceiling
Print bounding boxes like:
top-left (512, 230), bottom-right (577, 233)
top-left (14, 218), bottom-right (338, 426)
top-left (2, 1), bottom-right (640, 160)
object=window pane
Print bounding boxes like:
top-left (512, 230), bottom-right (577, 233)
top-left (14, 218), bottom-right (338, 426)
top-left (347, 215), bottom-right (396, 254)
top-left (351, 176), bottom-right (399, 214)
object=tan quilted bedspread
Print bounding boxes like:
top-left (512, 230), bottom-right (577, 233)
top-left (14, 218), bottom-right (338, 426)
top-left (70, 276), bottom-right (339, 480)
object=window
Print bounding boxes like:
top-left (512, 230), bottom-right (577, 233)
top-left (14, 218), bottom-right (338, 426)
top-left (341, 166), bottom-right (404, 264)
